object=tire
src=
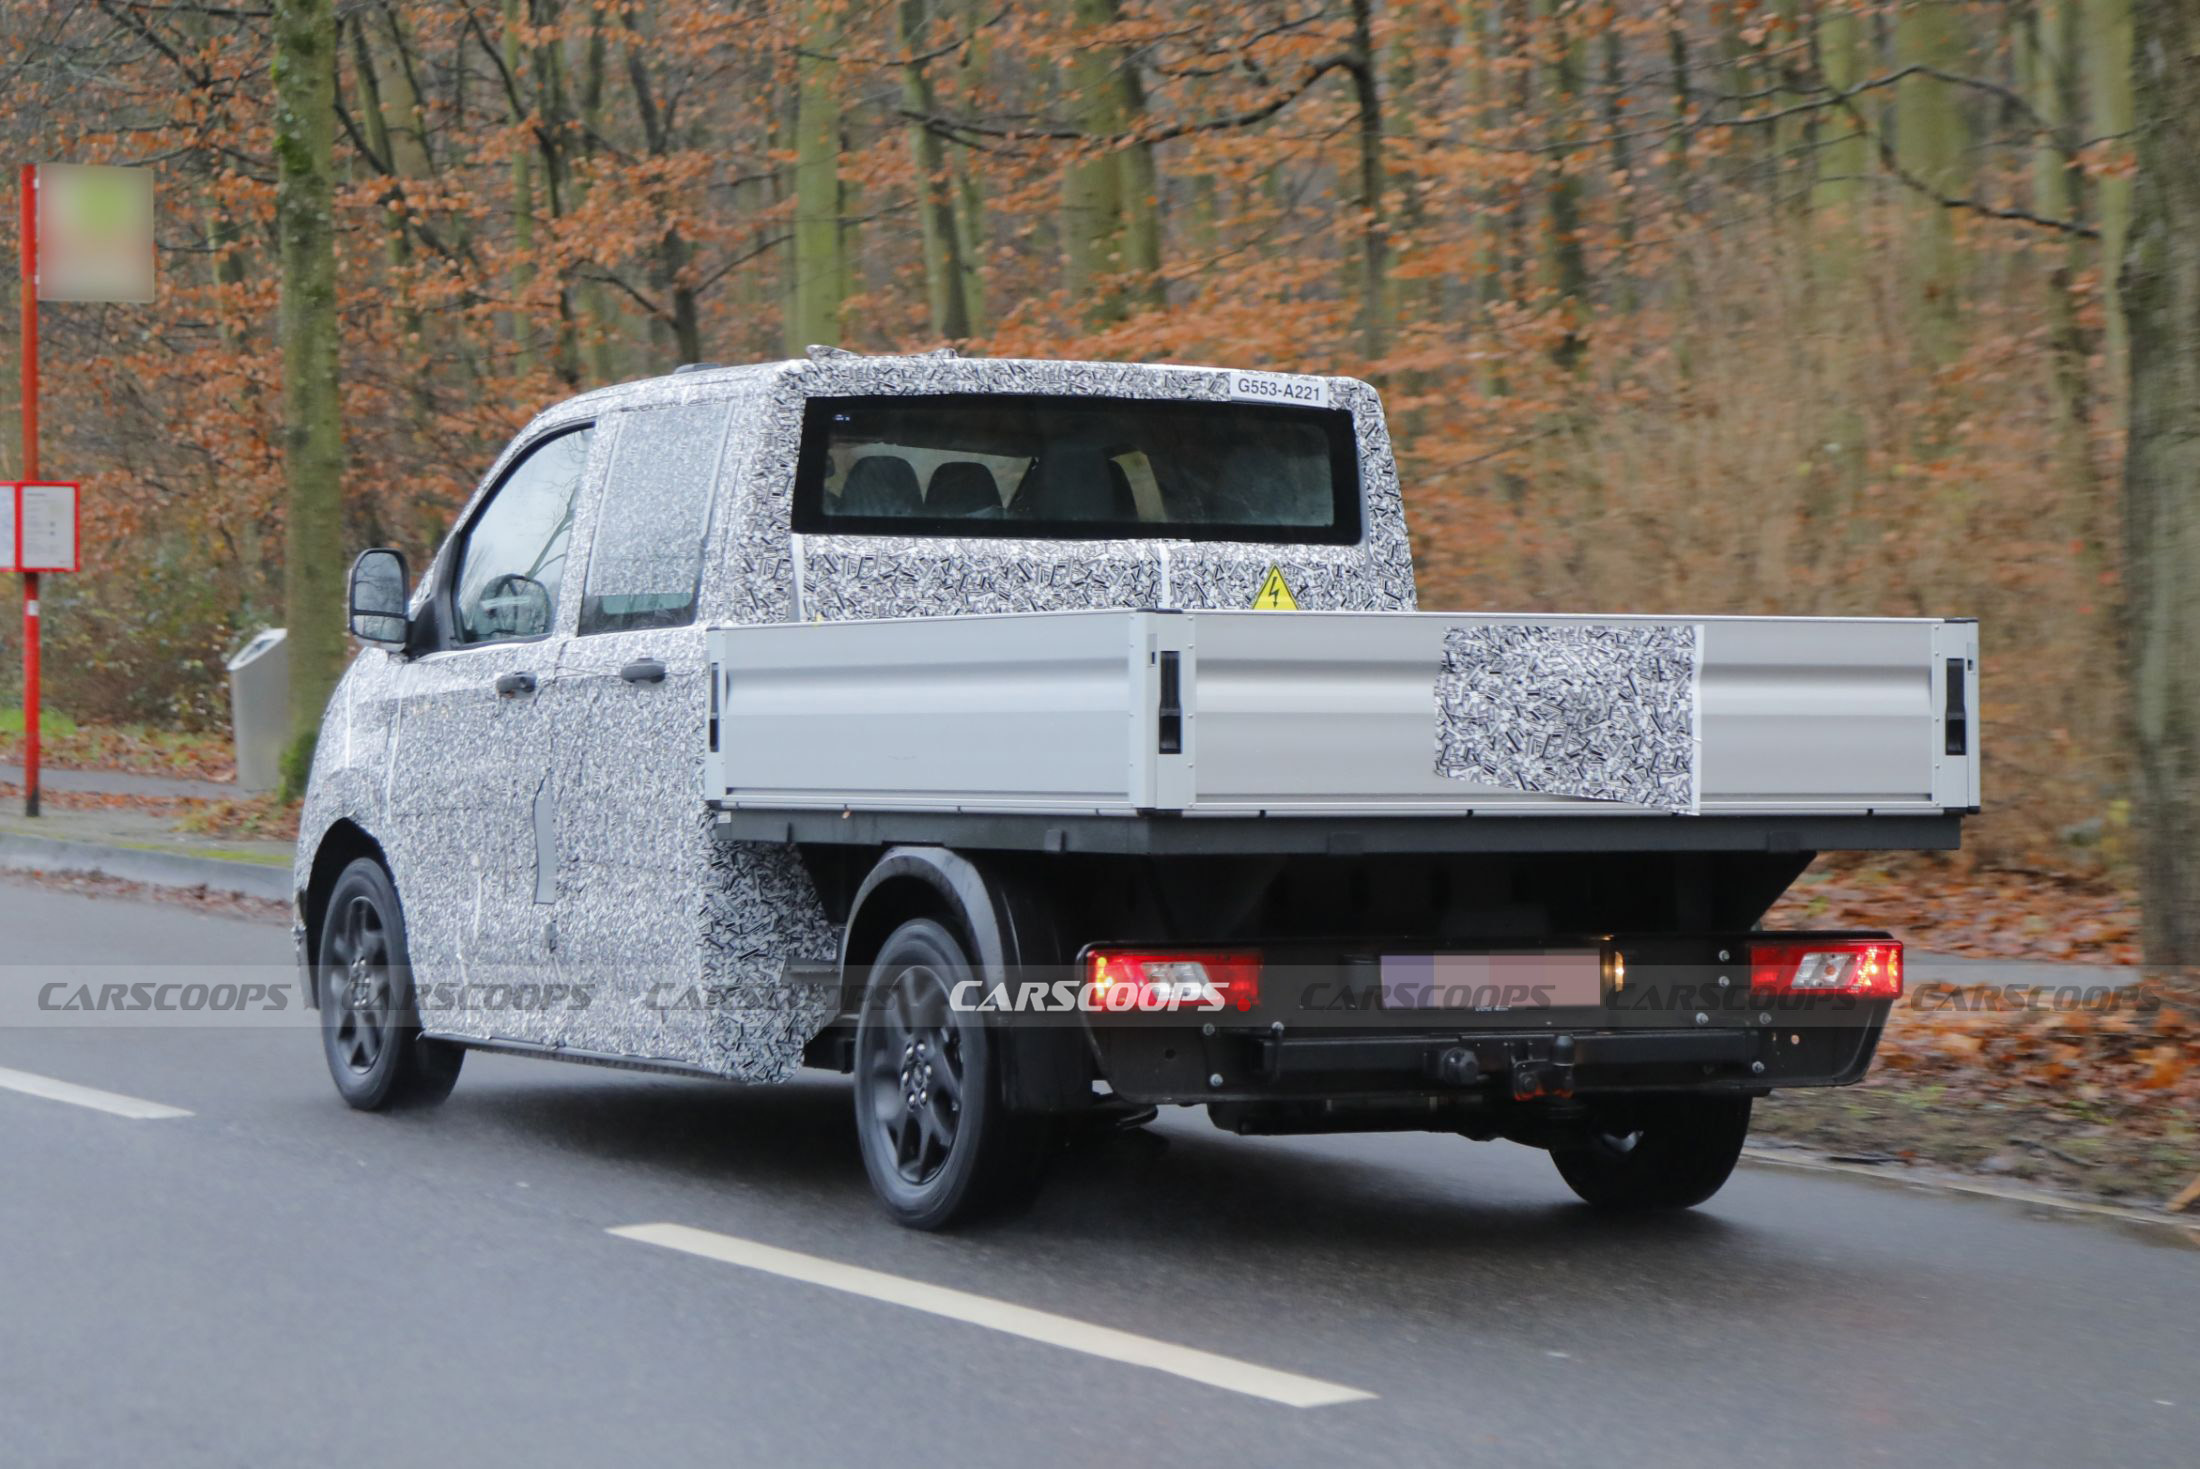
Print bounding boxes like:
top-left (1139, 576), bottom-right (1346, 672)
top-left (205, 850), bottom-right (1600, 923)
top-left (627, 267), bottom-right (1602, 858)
top-left (317, 857), bottom-right (464, 1111)
top-left (1550, 1096), bottom-right (1752, 1211)
top-left (851, 918), bottom-right (1050, 1230)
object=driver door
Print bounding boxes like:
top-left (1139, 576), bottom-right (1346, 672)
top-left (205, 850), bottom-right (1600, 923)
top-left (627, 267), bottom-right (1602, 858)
top-left (383, 424), bottom-right (597, 1034)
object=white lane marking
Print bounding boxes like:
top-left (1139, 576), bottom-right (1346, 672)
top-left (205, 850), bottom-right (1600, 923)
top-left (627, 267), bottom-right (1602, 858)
top-left (0, 1065), bottom-right (194, 1120)
top-left (610, 1222), bottom-right (1375, 1409)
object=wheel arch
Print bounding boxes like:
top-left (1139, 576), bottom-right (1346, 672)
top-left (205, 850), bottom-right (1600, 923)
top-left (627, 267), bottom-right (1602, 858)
top-left (302, 819), bottom-right (391, 1008)
top-left (840, 846), bottom-right (1086, 1112)
top-left (843, 847), bottom-right (1007, 983)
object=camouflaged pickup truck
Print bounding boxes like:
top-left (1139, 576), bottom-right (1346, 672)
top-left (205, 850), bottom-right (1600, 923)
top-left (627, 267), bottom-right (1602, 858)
top-left (299, 350), bottom-right (1978, 1227)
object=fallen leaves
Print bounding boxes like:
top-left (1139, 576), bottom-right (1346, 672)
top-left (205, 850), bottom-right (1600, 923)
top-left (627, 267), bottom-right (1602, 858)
top-left (1757, 854), bottom-right (2200, 1209)
top-left (172, 793), bottom-right (301, 843)
top-left (1765, 855), bottom-right (2141, 965)
top-left (0, 724), bottom-right (237, 784)
top-left (0, 781), bottom-right (298, 843)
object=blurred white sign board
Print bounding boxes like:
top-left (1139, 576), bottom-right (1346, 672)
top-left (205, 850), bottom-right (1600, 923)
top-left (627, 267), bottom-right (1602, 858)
top-left (37, 164), bottom-right (156, 303)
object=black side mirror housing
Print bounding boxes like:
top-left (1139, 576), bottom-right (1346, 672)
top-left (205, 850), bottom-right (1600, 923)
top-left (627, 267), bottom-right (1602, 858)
top-left (348, 548), bottom-right (412, 649)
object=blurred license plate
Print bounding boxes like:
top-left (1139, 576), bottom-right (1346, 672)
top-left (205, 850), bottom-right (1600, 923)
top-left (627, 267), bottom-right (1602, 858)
top-left (1379, 952), bottom-right (1602, 1011)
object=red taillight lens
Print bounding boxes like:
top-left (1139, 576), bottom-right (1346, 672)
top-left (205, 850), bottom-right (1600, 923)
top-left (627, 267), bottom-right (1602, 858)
top-left (1086, 950), bottom-right (1262, 1012)
top-left (1749, 940), bottom-right (1903, 999)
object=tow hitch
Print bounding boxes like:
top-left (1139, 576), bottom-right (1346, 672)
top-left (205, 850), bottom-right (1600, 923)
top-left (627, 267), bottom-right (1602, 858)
top-left (1506, 1035), bottom-right (1577, 1100)
top-left (1435, 1036), bottom-right (1576, 1099)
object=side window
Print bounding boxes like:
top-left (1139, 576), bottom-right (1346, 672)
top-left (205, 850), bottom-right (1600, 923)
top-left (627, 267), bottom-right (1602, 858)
top-left (452, 426), bottom-right (593, 645)
top-left (578, 402), bottom-right (725, 635)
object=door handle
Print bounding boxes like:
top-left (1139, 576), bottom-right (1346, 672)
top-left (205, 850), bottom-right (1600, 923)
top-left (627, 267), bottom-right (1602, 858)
top-left (495, 671), bottom-right (537, 697)
top-left (620, 658), bottom-right (668, 685)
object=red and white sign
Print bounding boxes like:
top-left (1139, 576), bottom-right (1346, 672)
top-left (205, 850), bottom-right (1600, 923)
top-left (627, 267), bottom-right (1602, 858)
top-left (2, 483), bottom-right (80, 573)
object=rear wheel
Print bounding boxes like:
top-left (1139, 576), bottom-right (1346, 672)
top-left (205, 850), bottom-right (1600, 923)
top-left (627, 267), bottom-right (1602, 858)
top-left (1550, 1096), bottom-right (1752, 1211)
top-left (852, 918), bottom-right (1049, 1230)
top-left (317, 857), bottom-right (463, 1111)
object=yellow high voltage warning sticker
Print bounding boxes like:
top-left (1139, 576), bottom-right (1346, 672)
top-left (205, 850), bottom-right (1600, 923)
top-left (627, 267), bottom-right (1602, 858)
top-left (1252, 565), bottom-right (1298, 610)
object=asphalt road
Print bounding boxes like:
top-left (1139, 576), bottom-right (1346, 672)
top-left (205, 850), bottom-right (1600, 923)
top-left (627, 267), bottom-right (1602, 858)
top-left (1, 879), bottom-right (2192, 1468)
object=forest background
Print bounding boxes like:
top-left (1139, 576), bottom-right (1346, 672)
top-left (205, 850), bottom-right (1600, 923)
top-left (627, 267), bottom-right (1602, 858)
top-left (0, 0), bottom-right (2167, 886)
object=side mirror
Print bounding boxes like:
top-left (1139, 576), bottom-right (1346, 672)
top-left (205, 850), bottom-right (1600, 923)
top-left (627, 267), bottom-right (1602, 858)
top-left (348, 548), bottom-right (411, 648)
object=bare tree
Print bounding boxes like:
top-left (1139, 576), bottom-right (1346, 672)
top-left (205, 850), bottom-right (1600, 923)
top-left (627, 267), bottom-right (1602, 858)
top-left (2124, 0), bottom-right (2200, 967)
top-left (274, 0), bottom-right (345, 795)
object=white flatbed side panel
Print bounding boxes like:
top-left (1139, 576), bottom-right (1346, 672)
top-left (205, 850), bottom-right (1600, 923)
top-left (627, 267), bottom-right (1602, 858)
top-left (707, 611), bottom-right (1151, 814)
top-left (1180, 612), bottom-right (1947, 815)
top-left (708, 609), bottom-right (1973, 818)
top-left (1697, 617), bottom-right (1936, 805)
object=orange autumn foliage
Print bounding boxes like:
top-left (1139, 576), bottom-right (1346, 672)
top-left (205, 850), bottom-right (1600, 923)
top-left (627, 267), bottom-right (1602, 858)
top-left (0, 0), bottom-right (2132, 879)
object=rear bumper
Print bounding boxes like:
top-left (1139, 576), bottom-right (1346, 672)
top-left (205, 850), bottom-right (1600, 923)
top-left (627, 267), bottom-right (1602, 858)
top-left (1097, 1014), bottom-right (1886, 1107)
top-left (1085, 930), bottom-right (1897, 1108)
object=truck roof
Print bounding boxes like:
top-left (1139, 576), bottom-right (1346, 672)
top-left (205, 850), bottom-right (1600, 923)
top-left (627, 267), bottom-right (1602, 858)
top-left (545, 352), bottom-right (1347, 423)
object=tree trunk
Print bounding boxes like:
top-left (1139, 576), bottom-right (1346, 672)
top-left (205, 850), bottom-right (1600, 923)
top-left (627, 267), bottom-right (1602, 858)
top-left (1668, 5), bottom-right (1695, 388)
top-left (2088, 0), bottom-right (2136, 381)
top-left (2124, 0), bottom-right (2200, 965)
top-left (1062, 0), bottom-right (1128, 325)
top-left (1894, 0), bottom-right (1968, 353)
top-left (1535, 0), bottom-right (1586, 370)
top-left (953, 166), bottom-right (989, 337)
top-left (574, 11), bottom-right (620, 385)
top-left (1772, 0), bottom-right (1811, 202)
top-left (900, 0), bottom-right (971, 340)
top-left (1468, 0), bottom-right (1505, 351)
top-left (2026, 0), bottom-right (2096, 459)
top-left (621, 16), bottom-right (704, 365)
top-left (502, 0), bottom-right (537, 375)
top-left (1349, 0), bottom-right (1389, 361)
top-left (949, 0), bottom-right (990, 335)
top-left (273, 0), bottom-right (345, 796)
top-left (788, 1), bottom-right (845, 352)
top-left (1600, 22), bottom-right (1636, 314)
top-left (370, 2), bottom-right (434, 181)
top-left (2026, 0), bottom-right (2110, 760)
top-left (1814, 3), bottom-right (1869, 213)
top-left (1116, 71), bottom-right (1163, 311)
top-left (532, 22), bottom-right (581, 390)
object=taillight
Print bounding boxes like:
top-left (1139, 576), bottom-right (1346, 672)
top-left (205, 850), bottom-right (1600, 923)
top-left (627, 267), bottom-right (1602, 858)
top-left (1086, 950), bottom-right (1262, 1013)
top-left (1748, 940), bottom-right (1903, 999)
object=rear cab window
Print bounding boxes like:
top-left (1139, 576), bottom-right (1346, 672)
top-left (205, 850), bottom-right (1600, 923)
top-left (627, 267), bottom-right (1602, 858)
top-left (789, 394), bottom-right (1363, 544)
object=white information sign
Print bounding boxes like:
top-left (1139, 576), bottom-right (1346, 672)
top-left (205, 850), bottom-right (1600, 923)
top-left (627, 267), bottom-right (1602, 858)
top-left (16, 483), bottom-right (79, 573)
top-left (0, 485), bottom-right (15, 573)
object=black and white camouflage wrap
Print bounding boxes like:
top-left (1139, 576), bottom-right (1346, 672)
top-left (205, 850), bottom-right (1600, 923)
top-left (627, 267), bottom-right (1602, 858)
top-left (296, 354), bottom-right (1417, 1083)
top-left (742, 355), bottom-right (1418, 623)
top-left (1433, 623), bottom-right (1703, 812)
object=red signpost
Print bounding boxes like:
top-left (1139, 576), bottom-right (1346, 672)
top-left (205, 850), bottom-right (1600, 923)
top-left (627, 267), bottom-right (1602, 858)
top-left (12, 161), bottom-right (150, 816)
top-left (18, 163), bottom-right (39, 817)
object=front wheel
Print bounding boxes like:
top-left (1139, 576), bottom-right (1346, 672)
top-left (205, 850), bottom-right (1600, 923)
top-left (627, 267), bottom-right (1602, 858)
top-left (317, 857), bottom-right (463, 1111)
top-left (1550, 1096), bottom-right (1752, 1211)
top-left (851, 918), bottom-right (1049, 1230)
